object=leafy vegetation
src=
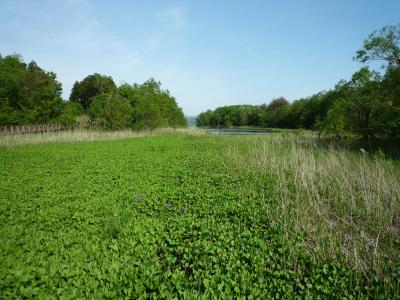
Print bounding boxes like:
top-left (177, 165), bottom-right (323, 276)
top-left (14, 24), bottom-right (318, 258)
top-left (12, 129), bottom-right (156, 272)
top-left (197, 24), bottom-right (400, 146)
top-left (0, 131), bottom-right (399, 298)
top-left (117, 79), bottom-right (187, 129)
top-left (0, 21), bottom-right (399, 298)
top-left (0, 54), bottom-right (64, 125)
top-left (88, 92), bottom-right (133, 130)
top-left (70, 73), bottom-right (117, 111)
top-left (0, 59), bottom-right (187, 129)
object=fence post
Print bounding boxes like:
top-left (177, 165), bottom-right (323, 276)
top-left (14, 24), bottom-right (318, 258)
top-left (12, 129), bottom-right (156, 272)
top-left (0, 122), bottom-right (85, 135)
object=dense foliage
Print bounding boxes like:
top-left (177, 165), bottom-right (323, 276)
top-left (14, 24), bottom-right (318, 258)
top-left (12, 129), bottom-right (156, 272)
top-left (0, 54), bottom-right (64, 125)
top-left (88, 92), bottom-right (133, 130)
top-left (196, 105), bottom-right (264, 128)
top-left (1, 134), bottom-right (399, 298)
top-left (0, 58), bottom-right (187, 128)
top-left (56, 101), bottom-right (85, 124)
top-left (80, 76), bottom-right (187, 129)
top-left (70, 73), bottom-right (117, 111)
top-left (197, 24), bottom-right (400, 142)
top-left (117, 79), bottom-right (187, 129)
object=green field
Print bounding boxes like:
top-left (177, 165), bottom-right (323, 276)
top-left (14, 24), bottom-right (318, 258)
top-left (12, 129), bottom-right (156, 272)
top-left (1, 131), bottom-right (399, 298)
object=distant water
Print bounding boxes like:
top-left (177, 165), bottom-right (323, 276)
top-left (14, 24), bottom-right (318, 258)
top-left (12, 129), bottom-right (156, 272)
top-left (185, 116), bottom-right (197, 127)
top-left (203, 128), bottom-right (270, 135)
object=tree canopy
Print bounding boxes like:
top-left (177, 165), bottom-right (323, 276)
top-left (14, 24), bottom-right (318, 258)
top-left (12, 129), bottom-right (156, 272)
top-left (0, 54), bottom-right (64, 125)
top-left (70, 73), bottom-right (117, 110)
top-left (84, 78), bottom-right (187, 129)
top-left (355, 24), bottom-right (400, 68)
top-left (117, 79), bottom-right (187, 129)
top-left (89, 92), bottom-right (133, 130)
top-left (2, 23), bottom-right (398, 138)
top-left (0, 55), bottom-right (187, 129)
top-left (197, 24), bottom-right (400, 143)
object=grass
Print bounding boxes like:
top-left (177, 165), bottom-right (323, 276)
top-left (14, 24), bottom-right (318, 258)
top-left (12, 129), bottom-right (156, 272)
top-left (0, 127), bottom-right (205, 147)
top-left (0, 130), bottom-right (399, 298)
top-left (227, 134), bottom-right (400, 273)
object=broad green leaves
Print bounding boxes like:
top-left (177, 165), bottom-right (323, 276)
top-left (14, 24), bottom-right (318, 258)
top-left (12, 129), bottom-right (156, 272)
top-left (0, 134), bottom-right (398, 298)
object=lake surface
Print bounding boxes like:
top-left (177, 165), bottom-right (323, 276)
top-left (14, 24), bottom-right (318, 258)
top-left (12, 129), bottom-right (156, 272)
top-left (203, 128), bottom-right (270, 135)
top-left (185, 116), bottom-right (197, 127)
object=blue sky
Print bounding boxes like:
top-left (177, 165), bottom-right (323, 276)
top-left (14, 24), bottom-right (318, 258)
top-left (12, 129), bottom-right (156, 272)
top-left (1, 0), bottom-right (399, 115)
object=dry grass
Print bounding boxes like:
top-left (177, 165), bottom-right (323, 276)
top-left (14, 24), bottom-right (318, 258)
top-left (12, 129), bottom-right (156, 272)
top-left (2, 128), bottom-right (398, 272)
top-left (227, 133), bottom-right (400, 272)
top-left (0, 127), bottom-right (206, 147)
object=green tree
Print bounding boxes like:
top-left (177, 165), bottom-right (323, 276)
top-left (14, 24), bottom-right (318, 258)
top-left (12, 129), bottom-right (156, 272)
top-left (265, 97), bottom-right (290, 111)
top-left (380, 66), bottom-right (400, 138)
top-left (24, 62), bottom-right (64, 123)
top-left (0, 54), bottom-right (64, 125)
top-left (57, 101), bottom-right (84, 124)
top-left (322, 100), bottom-right (347, 138)
top-left (70, 73), bottom-right (116, 110)
top-left (89, 92), bottom-right (132, 130)
top-left (196, 105), bottom-right (265, 128)
top-left (262, 98), bottom-right (291, 128)
top-left (355, 24), bottom-right (400, 68)
top-left (196, 110), bottom-right (213, 127)
top-left (325, 68), bottom-right (386, 140)
top-left (287, 99), bottom-right (305, 128)
top-left (118, 79), bottom-right (187, 129)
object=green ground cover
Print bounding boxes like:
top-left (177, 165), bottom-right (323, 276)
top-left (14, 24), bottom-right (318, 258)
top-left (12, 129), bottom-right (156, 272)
top-left (0, 132), bottom-right (399, 298)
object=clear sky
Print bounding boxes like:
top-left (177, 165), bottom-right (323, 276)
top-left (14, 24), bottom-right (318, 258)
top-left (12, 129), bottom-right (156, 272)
top-left (1, 0), bottom-right (399, 115)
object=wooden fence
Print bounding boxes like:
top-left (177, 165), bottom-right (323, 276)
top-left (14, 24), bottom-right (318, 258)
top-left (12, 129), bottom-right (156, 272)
top-left (0, 123), bottom-right (96, 135)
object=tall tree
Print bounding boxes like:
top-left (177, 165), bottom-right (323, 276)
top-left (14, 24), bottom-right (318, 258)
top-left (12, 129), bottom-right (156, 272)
top-left (265, 97), bottom-right (290, 111)
top-left (118, 79), bottom-right (187, 129)
top-left (324, 68), bottom-right (386, 140)
top-left (89, 92), bottom-right (132, 130)
top-left (355, 24), bottom-right (400, 68)
top-left (70, 73), bottom-right (116, 110)
top-left (0, 54), bottom-right (63, 125)
top-left (380, 66), bottom-right (400, 138)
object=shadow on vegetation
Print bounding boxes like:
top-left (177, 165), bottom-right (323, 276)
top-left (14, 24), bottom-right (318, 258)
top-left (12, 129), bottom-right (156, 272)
top-left (315, 136), bottom-right (400, 160)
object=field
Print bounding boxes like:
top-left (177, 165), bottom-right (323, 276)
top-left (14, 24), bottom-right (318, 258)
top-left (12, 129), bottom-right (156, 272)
top-left (0, 130), bottom-right (399, 298)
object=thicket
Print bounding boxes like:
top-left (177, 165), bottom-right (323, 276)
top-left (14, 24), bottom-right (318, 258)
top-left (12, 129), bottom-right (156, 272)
top-left (197, 24), bottom-right (400, 143)
top-left (0, 57), bottom-right (187, 129)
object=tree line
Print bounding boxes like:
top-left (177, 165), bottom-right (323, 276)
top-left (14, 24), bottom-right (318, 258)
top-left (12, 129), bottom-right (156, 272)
top-left (0, 56), bottom-right (187, 129)
top-left (197, 24), bottom-right (400, 141)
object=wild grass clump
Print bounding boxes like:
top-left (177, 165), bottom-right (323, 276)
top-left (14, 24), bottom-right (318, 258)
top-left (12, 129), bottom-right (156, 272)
top-left (227, 133), bottom-right (400, 273)
top-left (0, 127), bottom-right (205, 147)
